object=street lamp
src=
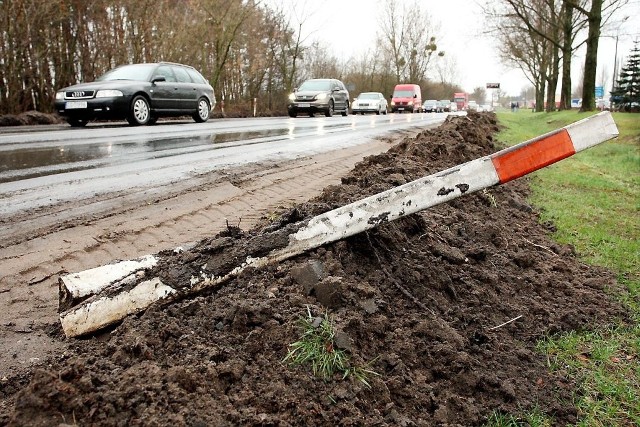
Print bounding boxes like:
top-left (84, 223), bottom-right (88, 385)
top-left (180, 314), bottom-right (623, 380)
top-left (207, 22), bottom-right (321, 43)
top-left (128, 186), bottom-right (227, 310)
top-left (610, 16), bottom-right (629, 97)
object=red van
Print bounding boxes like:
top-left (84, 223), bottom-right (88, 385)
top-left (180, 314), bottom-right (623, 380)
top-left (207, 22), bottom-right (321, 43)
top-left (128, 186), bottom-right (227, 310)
top-left (390, 84), bottom-right (422, 113)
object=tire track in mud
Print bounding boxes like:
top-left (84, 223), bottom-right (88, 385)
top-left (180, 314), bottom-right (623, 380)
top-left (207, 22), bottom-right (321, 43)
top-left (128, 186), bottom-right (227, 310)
top-left (0, 138), bottom-right (398, 376)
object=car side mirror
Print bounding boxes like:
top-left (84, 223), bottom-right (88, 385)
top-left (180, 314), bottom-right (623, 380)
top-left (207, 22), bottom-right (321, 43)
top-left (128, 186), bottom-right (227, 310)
top-left (414, 94), bottom-right (417, 98)
top-left (293, 87), bottom-right (297, 92)
top-left (151, 75), bottom-right (166, 83)
top-left (333, 86), bottom-right (340, 92)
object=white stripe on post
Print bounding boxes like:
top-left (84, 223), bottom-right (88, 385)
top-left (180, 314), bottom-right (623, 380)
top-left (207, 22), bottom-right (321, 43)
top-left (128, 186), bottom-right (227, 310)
top-left (60, 278), bottom-right (176, 338)
top-left (278, 157), bottom-right (500, 257)
top-left (565, 111), bottom-right (619, 152)
top-left (59, 255), bottom-right (158, 308)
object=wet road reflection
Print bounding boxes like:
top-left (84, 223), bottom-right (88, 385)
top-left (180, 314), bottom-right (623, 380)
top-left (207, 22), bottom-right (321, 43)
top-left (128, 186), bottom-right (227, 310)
top-left (0, 114), bottom-right (451, 185)
top-left (0, 128), bottom-right (290, 183)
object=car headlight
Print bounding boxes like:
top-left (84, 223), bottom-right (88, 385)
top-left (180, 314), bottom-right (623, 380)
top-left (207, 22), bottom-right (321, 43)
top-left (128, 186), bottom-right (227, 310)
top-left (95, 90), bottom-right (124, 98)
top-left (408, 101), bottom-right (413, 106)
top-left (55, 91), bottom-right (65, 100)
top-left (315, 93), bottom-right (327, 101)
top-left (390, 101), bottom-right (395, 106)
top-left (288, 93), bottom-right (296, 101)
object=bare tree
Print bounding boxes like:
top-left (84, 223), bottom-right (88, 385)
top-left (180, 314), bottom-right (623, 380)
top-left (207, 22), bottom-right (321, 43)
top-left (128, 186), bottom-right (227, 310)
top-left (376, 0), bottom-right (442, 83)
top-left (487, 0), bottom-right (583, 110)
top-left (570, 0), bottom-right (628, 111)
top-left (434, 55), bottom-right (460, 86)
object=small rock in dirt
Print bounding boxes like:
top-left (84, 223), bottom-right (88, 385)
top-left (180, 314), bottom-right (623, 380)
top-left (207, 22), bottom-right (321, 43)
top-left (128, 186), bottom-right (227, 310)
top-left (360, 298), bottom-right (378, 314)
top-left (310, 317), bottom-right (323, 328)
top-left (387, 173), bottom-right (406, 186)
top-left (313, 276), bottom-right (344, 308)
top-left (430, 241), bottom-right (466, 264)
top-left (334, 330), bottom-right (353, 351)
top-left (290, 260), bottom-right (327, 294)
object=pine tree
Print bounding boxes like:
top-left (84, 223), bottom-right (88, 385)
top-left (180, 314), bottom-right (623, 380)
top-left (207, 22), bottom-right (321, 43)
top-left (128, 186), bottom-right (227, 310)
top-left (611, 41), bottom-right (640, 112)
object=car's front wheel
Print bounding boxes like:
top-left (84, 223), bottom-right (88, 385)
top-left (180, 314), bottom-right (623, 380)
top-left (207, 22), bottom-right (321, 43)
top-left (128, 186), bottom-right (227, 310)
top-left (193, 98), bottom-right (210, 123)
top-left (67, 117), bottom-right (89, 127)
top-left (127, 95), bottom-right (150, 126)
top-left (288, 110), bottom-right (297, 118)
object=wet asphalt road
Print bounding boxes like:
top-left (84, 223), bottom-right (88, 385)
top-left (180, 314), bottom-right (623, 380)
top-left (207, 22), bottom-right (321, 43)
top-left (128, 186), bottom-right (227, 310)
top-left (0, 113), bottom-right (450, 217)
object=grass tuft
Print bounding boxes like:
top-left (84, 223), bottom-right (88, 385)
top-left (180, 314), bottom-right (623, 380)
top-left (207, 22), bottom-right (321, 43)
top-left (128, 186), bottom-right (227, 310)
top-left (283, 306), bottom-right (379, 387)
top-left (485, 407), bottom-right (553, 426)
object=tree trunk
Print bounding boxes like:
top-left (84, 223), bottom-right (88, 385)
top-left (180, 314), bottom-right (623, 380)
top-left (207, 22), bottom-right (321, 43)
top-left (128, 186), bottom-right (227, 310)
top-left (580, 0), bottom-right (603, 112)
top-left (559, 0), bottom-right (573, 110)
top-left (546, 48), bottom-right (560, 112)
top-left (536, 72), bottom-right (546, 112)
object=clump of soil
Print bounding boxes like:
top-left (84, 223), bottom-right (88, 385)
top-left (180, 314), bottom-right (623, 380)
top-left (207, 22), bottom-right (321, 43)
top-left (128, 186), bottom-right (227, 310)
top-left (2, 112), bottom-right (628, 426)
top-left (0, 111), bottom-right (63, 126)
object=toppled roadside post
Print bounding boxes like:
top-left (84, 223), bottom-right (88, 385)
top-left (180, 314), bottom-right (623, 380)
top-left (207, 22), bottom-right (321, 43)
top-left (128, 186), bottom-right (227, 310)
top-left (58, 112), bottom-right (619, 338)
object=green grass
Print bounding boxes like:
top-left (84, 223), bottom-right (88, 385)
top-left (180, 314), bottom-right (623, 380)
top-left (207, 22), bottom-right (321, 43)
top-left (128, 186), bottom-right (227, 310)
top-left (283, 306), bottom-right (378, 387)
top-left (485, 407), bottom-right (553, 427)
top-left (491, 109), bottom-right (640, 426)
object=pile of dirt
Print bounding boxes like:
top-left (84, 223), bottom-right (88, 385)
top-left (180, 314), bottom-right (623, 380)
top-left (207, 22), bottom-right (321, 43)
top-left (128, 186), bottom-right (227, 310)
top-left (2, 112), bottom-right (628, 426)
top-left (0, 111), bottom-right (63, 126)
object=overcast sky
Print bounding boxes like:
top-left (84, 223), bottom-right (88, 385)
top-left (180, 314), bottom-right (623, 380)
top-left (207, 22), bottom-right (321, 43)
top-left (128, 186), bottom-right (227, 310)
top-left (268, 0), bottom-right (640, 97)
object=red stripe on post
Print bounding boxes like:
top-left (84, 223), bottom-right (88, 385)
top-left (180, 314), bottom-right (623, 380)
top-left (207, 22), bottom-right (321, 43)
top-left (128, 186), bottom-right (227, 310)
top-left (490, 129), bottom-right (576, 183)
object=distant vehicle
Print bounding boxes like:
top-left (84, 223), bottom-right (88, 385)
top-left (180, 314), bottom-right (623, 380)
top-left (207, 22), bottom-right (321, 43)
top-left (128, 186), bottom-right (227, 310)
top-left (439, 100), bottom-right (451, 112)
top-left (467, 101), bottom-right (479, 111)
top-left (390, 83), bottom-right (421, 113)
top-left (287, 78), bottom-right (350, 117)
top-left (449, 102), bottom-right (458, 112)
top-left (596, 99), bottom-right (610, 111)
top-left (453, 92), bottom-right (469, 111)
top-left (351, 92), bottom-right (388, 115)
top-left (54, 62), bottom-right (215, 127)
top-left (481, 104), bottom-right (493, 112)
top-left (422, 99), bottom-right (438, 113)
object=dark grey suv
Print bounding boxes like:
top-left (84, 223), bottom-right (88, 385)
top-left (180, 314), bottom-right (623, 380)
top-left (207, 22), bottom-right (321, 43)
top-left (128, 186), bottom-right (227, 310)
top-left (54, 62), bottom-right (215, 127)
top-left (287, 79), bottom-right (350, 117)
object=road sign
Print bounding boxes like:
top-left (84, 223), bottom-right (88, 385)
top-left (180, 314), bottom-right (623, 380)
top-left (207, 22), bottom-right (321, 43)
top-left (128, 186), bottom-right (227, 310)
top-left (486, 83), bottom-right (500, 89)
top-left (595, 86), bottom-right (604, 98)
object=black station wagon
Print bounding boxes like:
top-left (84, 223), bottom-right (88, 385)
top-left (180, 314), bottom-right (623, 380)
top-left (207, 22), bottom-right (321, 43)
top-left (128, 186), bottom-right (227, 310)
top-left (54, 62), bottom-right (215, 127)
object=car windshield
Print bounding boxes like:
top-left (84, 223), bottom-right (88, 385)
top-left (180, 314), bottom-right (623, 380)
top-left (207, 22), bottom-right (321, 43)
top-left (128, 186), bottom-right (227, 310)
top-left (425, 100), bottom-right (437, 105)
top-left (358, 93), bottom-right (379, 99)
top-left (97, 64), bottom-right (157, 82)
top-left (393, 90), bottom-right (414, 97)
top-left (298, 80), bottom-right (333, 91)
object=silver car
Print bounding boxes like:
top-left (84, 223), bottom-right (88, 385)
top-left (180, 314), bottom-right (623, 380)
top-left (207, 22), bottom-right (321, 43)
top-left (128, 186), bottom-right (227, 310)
top-left (287, 79), bottom-right (350, 117)
top-left (422, 99), bottom-right (438, 113)
top-left (351, 92), bottom-right (388, 115)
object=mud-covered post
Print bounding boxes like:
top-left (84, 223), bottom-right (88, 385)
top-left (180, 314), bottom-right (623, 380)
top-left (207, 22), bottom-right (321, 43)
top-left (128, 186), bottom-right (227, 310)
top-left (58, 112), bottom-right (619, 338)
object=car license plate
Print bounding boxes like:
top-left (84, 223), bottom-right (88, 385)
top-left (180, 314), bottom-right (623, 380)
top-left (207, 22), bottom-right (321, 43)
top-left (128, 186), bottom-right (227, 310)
top-left (298, 103), bottom-right (310, 108)
top-left (66, 101), bottom-right (87, 109)
top-left (397, 107), bottom-right (404, 111)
